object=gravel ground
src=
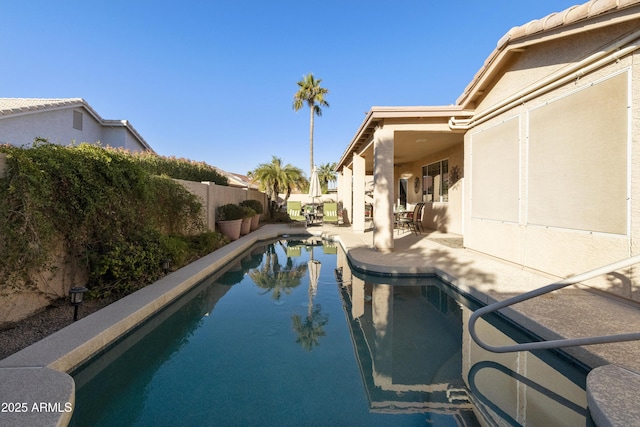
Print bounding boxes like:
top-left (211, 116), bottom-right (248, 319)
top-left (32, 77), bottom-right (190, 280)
top-left (0, 298), bottom-right (114, 360)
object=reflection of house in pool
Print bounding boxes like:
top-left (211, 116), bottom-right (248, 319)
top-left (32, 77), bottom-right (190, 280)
top-left (335, 258), bottom-right (588, 426)
top-left (338, 273), bottom-right (477, 420)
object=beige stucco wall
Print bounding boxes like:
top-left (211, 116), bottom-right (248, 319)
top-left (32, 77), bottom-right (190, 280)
top-left (0, 241), bottom-right (88, 327)
top-left (395, 142), bottom-right (464, 234)
top-left (175, 179), bottom-right (267, 231)
top-left (463, 24), bottom-right (640, 301)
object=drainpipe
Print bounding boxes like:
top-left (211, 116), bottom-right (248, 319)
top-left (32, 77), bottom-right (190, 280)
top-left (449, 30), bottom-right (640, 130)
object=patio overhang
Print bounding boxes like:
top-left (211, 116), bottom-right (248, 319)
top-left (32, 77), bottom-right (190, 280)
top-left (335, 106), bottom-right (471, 175)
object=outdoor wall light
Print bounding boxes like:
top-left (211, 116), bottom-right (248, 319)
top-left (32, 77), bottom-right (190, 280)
top-left (69, 286), bottom-right (88, 321)
top-left (162, 258), bottom-right (171, 273)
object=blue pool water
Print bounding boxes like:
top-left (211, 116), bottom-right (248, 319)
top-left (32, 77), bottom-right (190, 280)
top-left (70, 237), bottom-right (590, 426)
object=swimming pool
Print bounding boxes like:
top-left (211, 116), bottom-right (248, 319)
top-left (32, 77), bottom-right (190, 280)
top-left (69, 237), bottom-right (590, 426)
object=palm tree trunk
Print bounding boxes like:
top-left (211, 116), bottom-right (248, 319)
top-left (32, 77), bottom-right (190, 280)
top-left (309, 106), bottom-right (315, 176)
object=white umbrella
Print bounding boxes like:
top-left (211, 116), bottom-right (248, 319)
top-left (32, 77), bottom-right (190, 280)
top-left (308, 166), bottom-right (322, 202)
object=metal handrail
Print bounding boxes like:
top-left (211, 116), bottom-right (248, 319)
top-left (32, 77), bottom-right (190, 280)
top-left (468, 255), bottom-right (640, 353)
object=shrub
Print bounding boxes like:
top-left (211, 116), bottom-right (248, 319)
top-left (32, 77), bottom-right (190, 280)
top-left (0, 141), bottom-right (227, 300)
top-left (116, 149), bottom-right (229, 184)
top-left (184, 231), bottom-right (228, 257)
top-left (88, 227), bottom-right (166, 298)
top-left (270, 210), bottom-right (292, 223)
top-left (217, 204), bottom-right (245, 221)
top-left (240, 199), bottom-right (263, 214)
top-left (241, 206), bottom-right (256, 218)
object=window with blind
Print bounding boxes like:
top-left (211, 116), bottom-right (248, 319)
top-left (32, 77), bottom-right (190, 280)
top-left (422, 159), bottom-right (448, 202)
top-left (527, 71), bottom-right (628, 234)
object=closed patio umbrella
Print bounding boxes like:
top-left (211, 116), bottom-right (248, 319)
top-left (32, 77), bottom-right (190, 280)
top-left (309, 166), bottom-right (322, 202)
top-left (306, 166), bottom-right (322, 224)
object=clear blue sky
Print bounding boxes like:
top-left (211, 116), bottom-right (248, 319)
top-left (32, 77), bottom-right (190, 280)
top-left (2, 1), bottom-right (581, 176)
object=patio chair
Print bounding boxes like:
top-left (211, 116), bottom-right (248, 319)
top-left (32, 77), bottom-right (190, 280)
top-left (397, 202), bottom-right (424, 235)
top-left (323, 202), bottom-right (339, 225)
top-left (287, 201), bottom-right (306, 226)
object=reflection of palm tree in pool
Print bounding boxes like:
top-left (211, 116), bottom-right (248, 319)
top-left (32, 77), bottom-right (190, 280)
top-left (292, 305), bottom-right (328, 351)
top-left (249, 243), bottom-right (307, 300)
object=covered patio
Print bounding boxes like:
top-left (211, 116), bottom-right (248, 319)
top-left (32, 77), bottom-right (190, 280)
top-left (335, 106), bottom-right (470, 252)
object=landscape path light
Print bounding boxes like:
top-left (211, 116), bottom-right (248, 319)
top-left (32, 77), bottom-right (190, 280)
top-left (69, 286), bottom-right (88, 321)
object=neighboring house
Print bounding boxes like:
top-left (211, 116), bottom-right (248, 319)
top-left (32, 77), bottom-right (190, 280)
top-left (219, 170), bottom-right (261, 190)
top-left (0, 98), bottom-right (153, 152)
top-left (336, 0), bottom-right (640, 302)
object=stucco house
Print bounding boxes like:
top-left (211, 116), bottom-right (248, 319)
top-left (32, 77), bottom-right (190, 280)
top-left (0, 98), bottom-right (153, 152)
top-left (336, 0), bottom-right (640, 302)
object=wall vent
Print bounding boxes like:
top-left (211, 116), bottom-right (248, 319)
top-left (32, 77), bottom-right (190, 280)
top-left (73, 110), bottom-right (83, 130)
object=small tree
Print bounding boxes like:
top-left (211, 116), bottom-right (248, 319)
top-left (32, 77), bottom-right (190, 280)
top-left (248, 156), bottom-right (305, 209)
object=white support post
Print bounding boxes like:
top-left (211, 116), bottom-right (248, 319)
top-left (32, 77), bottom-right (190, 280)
top-left (341, 167), bottom-right (352, 226)
top-left (373, 126), bottom-right (394, 252)
top-left (352, 154), bottom-right (366, 233)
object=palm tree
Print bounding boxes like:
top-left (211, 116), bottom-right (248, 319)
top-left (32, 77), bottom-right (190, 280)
top-left (293, 74), bottom-right (329, 176)
top-left (317, 162), bottom-right (337, 193)
top-left (248, 156), bottom-right (306, 208)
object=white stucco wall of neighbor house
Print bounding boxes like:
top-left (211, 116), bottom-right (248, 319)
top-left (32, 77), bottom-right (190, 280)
top-left (463, 23), bottom-right (640, 301)
top-left (101, 126), bottom-right (125, 148)
top-left (0, 108), bottom-right (103, 146)
top-left (124, 128), bottom-right (143, 151)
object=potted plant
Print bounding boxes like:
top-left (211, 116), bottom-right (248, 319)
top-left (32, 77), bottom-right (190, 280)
top-left (216, 203), bottom-right (244, 241)
top-left (240, 200), bottom-right (264, 231)
top-left (240, 206), bottom-right (256, 235)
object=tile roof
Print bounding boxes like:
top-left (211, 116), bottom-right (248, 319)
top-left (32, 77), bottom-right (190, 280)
top-left (0, 98), bottom-right (90, 117)
top-left (498, 0), bottom-right (640, 47)
top-left (457, 0), bottom-right (640, 106)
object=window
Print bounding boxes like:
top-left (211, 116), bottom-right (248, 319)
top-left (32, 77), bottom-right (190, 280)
top-left (73, 110), bottom-right (83, 130)
top-left (422, 159), bottom-right (448, 202)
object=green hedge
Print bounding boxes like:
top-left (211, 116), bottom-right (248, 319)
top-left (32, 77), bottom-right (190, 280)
top-left (123, 149), bottom-right (228, 184)
top-left (0, 141), bottom-right (228, 299)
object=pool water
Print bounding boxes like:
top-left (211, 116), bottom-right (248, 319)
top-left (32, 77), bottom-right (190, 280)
top-left (70, 237), bottom-right (590, 426)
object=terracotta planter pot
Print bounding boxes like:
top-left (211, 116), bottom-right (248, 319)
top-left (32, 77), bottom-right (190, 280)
top-left (217, 219), bottom-right (242, 241)
top-left (250, 214), bottom-right (260, 231)
top-left (240, 217), bottom-right (252, 235)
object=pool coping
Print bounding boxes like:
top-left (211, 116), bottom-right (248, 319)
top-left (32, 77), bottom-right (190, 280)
top-left (0, 224), bottom-right (637, 426)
